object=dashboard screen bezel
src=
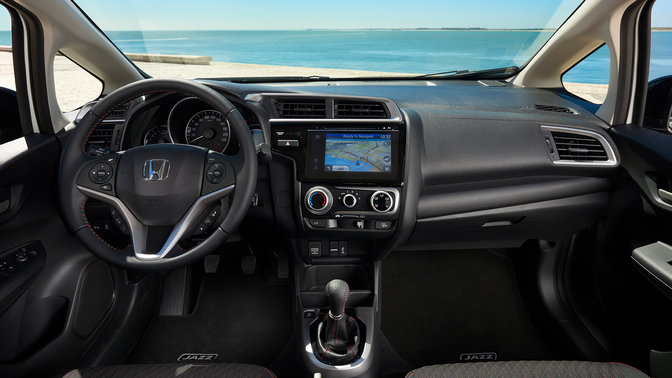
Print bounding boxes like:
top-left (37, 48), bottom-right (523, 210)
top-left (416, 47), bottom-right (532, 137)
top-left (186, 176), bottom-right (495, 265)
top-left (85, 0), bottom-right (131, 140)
top-left (305, 129), bottom-right (401, 182)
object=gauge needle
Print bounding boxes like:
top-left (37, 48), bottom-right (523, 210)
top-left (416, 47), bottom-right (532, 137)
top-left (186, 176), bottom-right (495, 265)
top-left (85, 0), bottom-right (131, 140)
top-left (189, 135), bottom-right (205, 143)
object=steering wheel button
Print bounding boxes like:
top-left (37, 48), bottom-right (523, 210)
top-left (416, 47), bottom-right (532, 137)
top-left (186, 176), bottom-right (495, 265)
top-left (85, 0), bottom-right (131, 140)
top-left (206, 163), bottom-right (226, 184)
top-left (89, 163), bottom-right (113, 184)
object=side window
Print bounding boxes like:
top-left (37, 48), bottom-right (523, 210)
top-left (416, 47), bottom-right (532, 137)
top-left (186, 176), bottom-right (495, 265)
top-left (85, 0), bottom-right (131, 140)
top-left (0, 6), bottom-right (22, 144)
top-left (562, 44), bottom-right (611, 105)
top-left (53, 53), bottom-right (102, 112)
top-left (643, 0), bottom-right (672, 132)
top-left (650, 0), bottom-right (671, 82)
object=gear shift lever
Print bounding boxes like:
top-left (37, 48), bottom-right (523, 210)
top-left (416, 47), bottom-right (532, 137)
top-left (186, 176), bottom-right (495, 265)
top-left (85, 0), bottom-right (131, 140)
top-left (315, 279), bottom-right (361, 365)
top-left (326, 279), bottom-right (349, 319)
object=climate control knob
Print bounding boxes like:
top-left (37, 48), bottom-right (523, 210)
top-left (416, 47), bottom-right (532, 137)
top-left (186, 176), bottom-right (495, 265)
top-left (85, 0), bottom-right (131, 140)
top-left (305, 186), bottom-right (333, 215)
top-left (342, 193), bottom-right (358, 208)
top-left (370, 191), bottom-right (394, 213)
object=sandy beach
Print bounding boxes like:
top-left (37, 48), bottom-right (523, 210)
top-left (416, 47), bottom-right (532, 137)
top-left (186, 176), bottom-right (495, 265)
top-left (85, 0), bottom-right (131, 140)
top-left (0, 51), bottom-right (607, 111)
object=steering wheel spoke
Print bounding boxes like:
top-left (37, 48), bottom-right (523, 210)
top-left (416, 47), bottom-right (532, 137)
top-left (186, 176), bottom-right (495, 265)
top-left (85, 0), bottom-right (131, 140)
top-left (78, 182), bottom-right (234, 260)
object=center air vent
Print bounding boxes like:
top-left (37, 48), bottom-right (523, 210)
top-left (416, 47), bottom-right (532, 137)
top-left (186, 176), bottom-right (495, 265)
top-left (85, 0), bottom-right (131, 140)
top-left (276, 99), bottom-right (326, 118)
top-left (540, 125), bottom-right (617, 167)
top-left (534, 104), bottom-right (578, 115)
top-left (334, 100), bottom-right (388, 118)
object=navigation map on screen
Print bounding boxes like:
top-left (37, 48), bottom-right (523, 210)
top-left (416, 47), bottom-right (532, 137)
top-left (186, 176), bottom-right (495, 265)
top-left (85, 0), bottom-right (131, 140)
top-left (324, 133), bottom-right (392, 173)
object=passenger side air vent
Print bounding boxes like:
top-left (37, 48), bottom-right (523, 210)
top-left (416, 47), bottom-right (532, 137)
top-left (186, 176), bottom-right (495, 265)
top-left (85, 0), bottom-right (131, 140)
top-left (540, 125), bottom-right (617, 167)
top-left (334, 100), bottom-right (388, 118)
top-left (534, 104), bottom-right (578, 115)
top-left (551, 132), bottom-right (608, 161)
top-left (276, 99), bottom-right (326, 118)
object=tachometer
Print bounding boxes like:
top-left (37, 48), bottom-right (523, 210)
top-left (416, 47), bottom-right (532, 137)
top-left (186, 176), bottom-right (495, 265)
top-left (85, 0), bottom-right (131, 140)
top-left (143, 125), bottom-right (171, 145)
top-left (184, 110), bottom-right (230, 152)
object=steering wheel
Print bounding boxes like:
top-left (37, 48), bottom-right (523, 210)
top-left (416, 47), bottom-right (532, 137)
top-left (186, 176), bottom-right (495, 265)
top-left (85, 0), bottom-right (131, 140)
top-left (59, 79), bottom-right (257, 271)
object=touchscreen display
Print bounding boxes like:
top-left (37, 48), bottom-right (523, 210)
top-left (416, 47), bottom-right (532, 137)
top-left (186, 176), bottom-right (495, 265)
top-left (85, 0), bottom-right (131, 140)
top-left (324, 133), bottom-right (392, 173)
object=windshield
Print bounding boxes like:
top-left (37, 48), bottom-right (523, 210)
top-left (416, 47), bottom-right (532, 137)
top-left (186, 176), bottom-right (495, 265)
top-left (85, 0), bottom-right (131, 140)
top-left (75, 0), bottom-right (583, 80)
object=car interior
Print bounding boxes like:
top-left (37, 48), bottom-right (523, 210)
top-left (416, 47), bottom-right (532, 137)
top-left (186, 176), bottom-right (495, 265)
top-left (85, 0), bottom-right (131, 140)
top-left (1, 0), bottom-right (672, 377)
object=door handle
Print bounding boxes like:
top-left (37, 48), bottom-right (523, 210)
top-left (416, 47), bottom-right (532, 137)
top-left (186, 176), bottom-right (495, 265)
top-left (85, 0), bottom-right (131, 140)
top-left (658, 188), bottom-right (672, 205)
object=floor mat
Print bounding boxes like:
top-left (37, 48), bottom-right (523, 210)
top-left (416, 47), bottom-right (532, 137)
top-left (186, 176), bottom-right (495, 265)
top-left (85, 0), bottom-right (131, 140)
top-left (381, 249), bottom-right (553, 368)
top-left (127, 266), bottom-right (292, 367)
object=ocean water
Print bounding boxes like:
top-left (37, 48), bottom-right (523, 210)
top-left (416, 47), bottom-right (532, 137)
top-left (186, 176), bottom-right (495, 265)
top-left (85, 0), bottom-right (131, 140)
top-left (0, 30), bottom-right (670, 84)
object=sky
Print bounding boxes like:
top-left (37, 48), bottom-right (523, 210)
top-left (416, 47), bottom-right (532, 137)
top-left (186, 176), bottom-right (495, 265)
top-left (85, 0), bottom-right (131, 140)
top-left (0, 0), bottom-right (670, 30)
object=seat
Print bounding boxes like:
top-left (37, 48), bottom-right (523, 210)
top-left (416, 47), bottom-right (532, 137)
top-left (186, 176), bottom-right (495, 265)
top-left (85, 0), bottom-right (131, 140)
top-left (406, 361), bottom-right (648, 378)
top-left (64, 363), bottom-right (275, 378)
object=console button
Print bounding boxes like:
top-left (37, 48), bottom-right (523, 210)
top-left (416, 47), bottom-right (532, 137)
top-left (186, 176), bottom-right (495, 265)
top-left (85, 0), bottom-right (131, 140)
top-left (338, 241), bottom-right (348, 256)
top-left (305, 187), bottom-right (333, 215)
top-left (375, 220), bottom-right (393, 230)
top-left (277, 139), bottom-right (299, 147)
top-left (370, 191), bottom-right (394, 213)
top-left (342, 193), bottom-right (357, 208)
top-left (329, 241), bottom-right (339, 256)
top-left (309, 218), bottom-right (326, 228)
top-left (99, 183), bottom-right (113, 191)
top-left (308, 241), bottom-right (322, 257)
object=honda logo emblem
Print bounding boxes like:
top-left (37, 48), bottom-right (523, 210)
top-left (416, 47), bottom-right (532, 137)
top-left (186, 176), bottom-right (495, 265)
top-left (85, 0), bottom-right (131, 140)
top-left (142, 159), bottom-right (170, 181)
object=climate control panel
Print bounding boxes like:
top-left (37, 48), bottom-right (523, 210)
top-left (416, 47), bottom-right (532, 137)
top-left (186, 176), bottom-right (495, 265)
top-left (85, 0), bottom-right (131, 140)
top-left (302, 184), bottom-right (400, 232)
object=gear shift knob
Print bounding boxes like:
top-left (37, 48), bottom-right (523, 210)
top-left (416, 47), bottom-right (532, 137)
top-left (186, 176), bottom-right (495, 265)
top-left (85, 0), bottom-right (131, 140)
top-left (325, 279), bottom-right (349, 319)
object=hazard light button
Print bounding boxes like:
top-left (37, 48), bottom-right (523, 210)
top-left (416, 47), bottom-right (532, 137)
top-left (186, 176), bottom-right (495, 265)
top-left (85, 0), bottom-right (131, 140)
top-left (277, 139), bottom-right (299, 147)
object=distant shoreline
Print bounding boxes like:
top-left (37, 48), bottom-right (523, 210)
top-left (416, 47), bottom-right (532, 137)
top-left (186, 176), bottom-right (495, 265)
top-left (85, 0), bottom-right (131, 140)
top-left (2, 27), bottom-right (672, 32)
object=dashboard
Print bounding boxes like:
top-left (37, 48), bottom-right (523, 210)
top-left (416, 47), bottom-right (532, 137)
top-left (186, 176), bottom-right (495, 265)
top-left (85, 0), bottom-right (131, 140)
top-left (80, 79), bottom-right (621, 260)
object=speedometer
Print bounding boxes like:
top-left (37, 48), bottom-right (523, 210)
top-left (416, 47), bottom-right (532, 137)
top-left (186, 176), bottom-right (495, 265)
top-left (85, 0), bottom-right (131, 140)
top-left (184, 110), bottom-right (230, 152)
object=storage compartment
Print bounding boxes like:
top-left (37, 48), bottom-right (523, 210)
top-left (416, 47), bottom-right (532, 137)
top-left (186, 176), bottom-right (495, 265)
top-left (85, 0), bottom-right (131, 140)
top-left (406, 192), bottom-right (608, 249)
top-left (301, 264), bottom-right (373, 308)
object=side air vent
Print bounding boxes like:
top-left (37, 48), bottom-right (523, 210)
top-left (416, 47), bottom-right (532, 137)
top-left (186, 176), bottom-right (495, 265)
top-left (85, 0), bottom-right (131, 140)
top-left (108, 103), bottom-right (130, 119)
top-left (84, 103), bottom-right (129, 153)
top-left (86, 123), bottom-right (116, 149)
top-left (540, 125), bottom-right (618, 167)
top-left (551, 132), bottom-right (608, 161)
top-left (276, 99), bottom-right (326, 118)
top-left (534, 104), bottom-right (578, 115)
top-left (334, 100), bottom-right (388, 118)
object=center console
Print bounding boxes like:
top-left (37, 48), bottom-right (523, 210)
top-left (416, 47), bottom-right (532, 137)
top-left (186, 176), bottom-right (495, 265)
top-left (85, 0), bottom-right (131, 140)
top-left (272, 123), bottom-right (404, 247)
top-left (259, 94), bottom-right (406, 377)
